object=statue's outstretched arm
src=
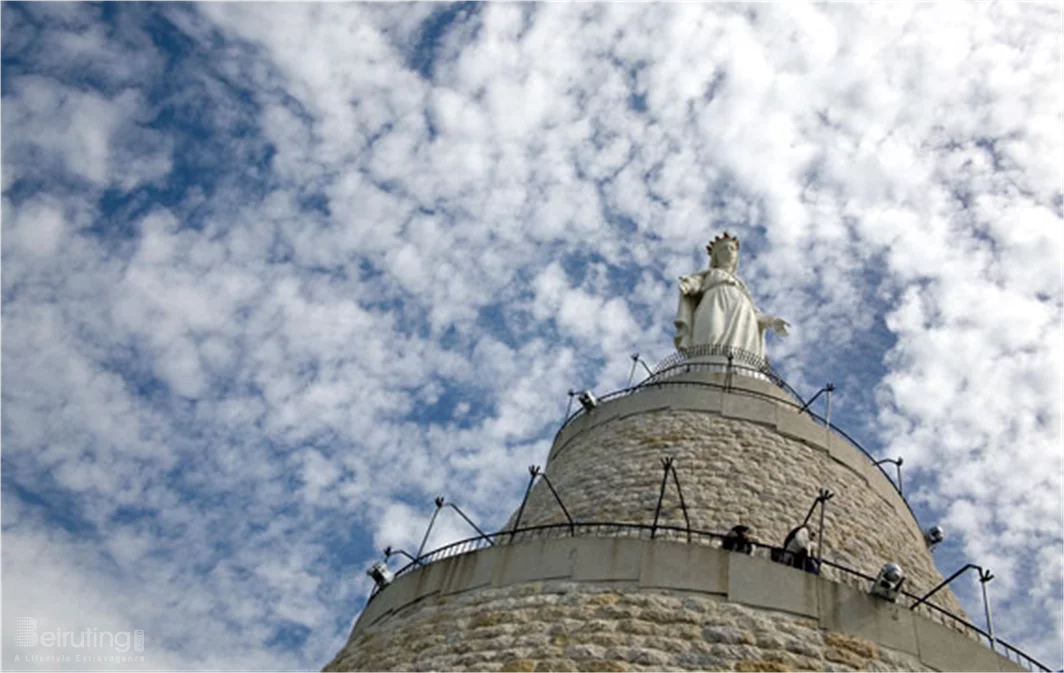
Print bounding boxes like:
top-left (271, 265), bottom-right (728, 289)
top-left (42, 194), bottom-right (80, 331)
top-left (678, 272), bottom-right (704, 296)
top-left (675, 272), bottom-right (705, 350)
top-left (757, 313), bottom-right (790, 336)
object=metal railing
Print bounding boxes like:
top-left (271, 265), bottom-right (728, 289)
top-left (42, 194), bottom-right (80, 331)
top-left (555, 349), bottom-right (912, 508)
top-left (654, 344), bottom-right (774, 371)
top-left (373, 521), bottom-right (1050, 672)
top-left (557, 346), bottom-right (806, 432)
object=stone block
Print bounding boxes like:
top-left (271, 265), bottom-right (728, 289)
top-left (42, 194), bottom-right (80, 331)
top-left (638, 540), bottom-right (727, 595)
top-left (501, 658), bottom-right (536, 672)
top-left (577, 660), bottom-right (631, 672)
top-left (354, 569), bottom-right (420, 632)
top-left (550, 414), bottom-right (597, 462)
top-left (722, 393), bottom-right (779, 428)
top-left (572, 538), bottom-right (643, 582)
top-left (442, 546), bottom-right (498, 596)
top-left (413, 557), bottom-right (449, 600)
top-left (817, 579), bottom-right (919, 656)
top-left (728, 554), bottom-right (818, 619)
top-left (914, 614), bottom-right (1007, 672)
top-left (495, 539), bottom-right (576, 587)
top-left (776, 411), bottom-right (829, 450)
top-left (734, 660), bottom-right (792, 672)
top-left (349, 591), bottom-right (390, 633)
top-left (653, 382), bottom-right (724, 414)
top-left (608, 389), bottom-right (669, 422)
top-left (824, 432), bottom-right (883, 493)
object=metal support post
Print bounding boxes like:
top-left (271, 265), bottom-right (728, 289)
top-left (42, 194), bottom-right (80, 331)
top-left (539, 472), bottom-right (575, 535)
top-left (628, 353), bottom-right (654, 386)
top-left (637, 355), bottom-right (654, 377)
top-left (383, 546), bottom-right (426, 567)
top-left (801, 491), bottom-right (823, 526)
top-left (824, 384), bottom-right (834, 427)
top-left (873, 457), bottom-right (904, 497)
top-left (815, 488), bottom-right (834, 566)
top-left (797, 384), bottom-right (834, 420)
top-left (510, 466), bottom-right (539, 542)
top-left (416, 497), bottom-right (445, 558)
top-left (980, 569), bottom-right (996, 651)
top-left (650, 458), bottom-right (672, 539)
top-left (668, 461), bottom-right (692, 542)
top-left (445, 502), bottom-right (494, 544)
top-left (910, 563), bottom-right (981, 610)
top-left (564, 390), bottom-right (576, 423)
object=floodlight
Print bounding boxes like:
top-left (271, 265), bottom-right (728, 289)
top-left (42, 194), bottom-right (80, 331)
top-left (870, 562), bottom-right (905, 601)
top-left (923, 525), bottom-right (945, 549)
top-left (578, 390), bottom-right (598, 411)
top-left (367, 561), bottom-right (394, 589)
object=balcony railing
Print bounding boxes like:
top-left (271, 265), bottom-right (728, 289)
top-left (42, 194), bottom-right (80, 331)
top-left (374, 521), bottom-right (1050, 673)
top-left (555, 348), bottom-right (914, 518)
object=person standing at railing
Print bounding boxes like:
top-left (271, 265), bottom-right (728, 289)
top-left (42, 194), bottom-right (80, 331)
top-left (674, 232), bottom-right (789, 358)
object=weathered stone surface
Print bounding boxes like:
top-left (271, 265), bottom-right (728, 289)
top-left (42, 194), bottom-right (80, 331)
top-left (824, 631), bottom-right (879, 659)
top-left (325, 398), bottom-right (986, 673)
top-left (702, 625), bottom-right (751, 645)
top-left (533, 658), bottom-right (576, 671)
top-left (513, 410), bottom-right (965, 619)
top-left (576, 661), bottom-right (629, 673)
top-left (324, 583), bottom-right (931, 672)
top-left (734, 659), bottom-right (793, 672)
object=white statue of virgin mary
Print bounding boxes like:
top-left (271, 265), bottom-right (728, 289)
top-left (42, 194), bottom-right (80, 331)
top-left (673, 232), bottom-right (789, 359)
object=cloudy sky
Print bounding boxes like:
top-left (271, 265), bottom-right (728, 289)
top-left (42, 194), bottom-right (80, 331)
top-left (2, 2), bottom-right (1061, 670)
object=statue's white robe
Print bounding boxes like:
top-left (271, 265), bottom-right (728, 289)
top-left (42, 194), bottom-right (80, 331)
top-left (674, 268), bottom-right (765, 357)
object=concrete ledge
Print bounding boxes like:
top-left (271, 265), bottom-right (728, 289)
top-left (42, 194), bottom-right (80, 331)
top-left (639, 540), bottom-right (727, 594)
top-left (573, 537), bottom-right (642, 582)
top-left (777, 410), bottom-right (829, 450)
top-left (493, 537), bottom-right (576, 587)
top-left (729, 552), bottom-right (818, 619)
top-left (819, 578), bottom-right (920, 657)
top-left (350, 536), bottom-right (1019, 672)
top-left (916, 615), bottom-right (1019, 672)
top-left (442, 547), bottom-right (497, 596)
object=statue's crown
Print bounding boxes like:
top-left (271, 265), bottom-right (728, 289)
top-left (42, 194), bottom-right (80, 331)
top-left (706, 231), bottom-right (740, 255)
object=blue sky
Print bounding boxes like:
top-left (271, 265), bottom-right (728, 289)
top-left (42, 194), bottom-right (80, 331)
top-left (2, 2), bottom-right (1061, 670)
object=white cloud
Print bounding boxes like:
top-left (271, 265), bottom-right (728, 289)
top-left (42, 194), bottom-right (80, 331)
top-left (3, 77), bottom-right (171, 190)
top-left (6, 196), bottom-right (67, 257)
top-left (2, 2), bottom-right (1061, 670)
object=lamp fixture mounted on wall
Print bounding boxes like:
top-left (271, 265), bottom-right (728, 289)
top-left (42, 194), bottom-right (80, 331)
top-left (578, 390), bottom-right (598, 411)
top-left (366, 561), bottom-right (394, 589)
top-left (870, 562), bottom-right (906, 601)
top-left (923, 525), bottom-right (945, 550)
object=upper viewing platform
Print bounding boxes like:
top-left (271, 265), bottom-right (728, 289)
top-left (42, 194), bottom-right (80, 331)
top-left (540, 343), bottom-right (937, 595)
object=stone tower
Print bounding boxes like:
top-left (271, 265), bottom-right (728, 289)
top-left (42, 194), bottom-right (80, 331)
top-left (326, 236), bottom-right (1035, 672)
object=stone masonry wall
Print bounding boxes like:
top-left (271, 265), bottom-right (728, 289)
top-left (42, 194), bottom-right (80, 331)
top-left (512, 409), bottom-right (966, 618)
top-left (325, 580), bottom-right (929, 672)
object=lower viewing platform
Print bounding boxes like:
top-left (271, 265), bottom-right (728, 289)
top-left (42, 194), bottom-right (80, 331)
top-left (336, 531), bottom-right (1039, 672)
